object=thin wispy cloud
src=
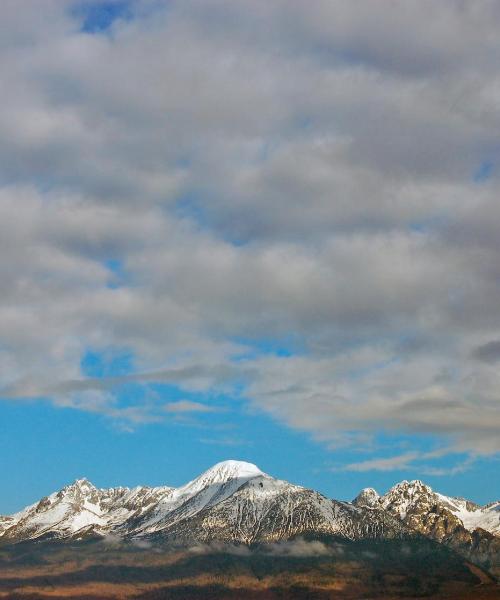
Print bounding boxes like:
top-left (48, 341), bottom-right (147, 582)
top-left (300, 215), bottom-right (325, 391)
top-left (341, 450), bottom-right (475, 476)
top-left (164, 400), bottom-right (218, 414)
top-left (342, 453), bottom-right (421, 473)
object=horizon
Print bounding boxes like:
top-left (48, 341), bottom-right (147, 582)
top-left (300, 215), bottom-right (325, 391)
top-left (1, 450), bottom-right (497, 516)
top-left (1, 1), bottom-right (499, 517)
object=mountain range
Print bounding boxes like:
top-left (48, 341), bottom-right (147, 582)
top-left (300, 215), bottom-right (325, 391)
top-left (1, 460), bottom-right (498, 578)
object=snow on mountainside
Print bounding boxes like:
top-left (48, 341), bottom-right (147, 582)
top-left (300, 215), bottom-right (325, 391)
top-left (0, 478), bottom-right (174, 542)
top-left (0, 516), bottom-right (16, 537)
top-left (353, 479), bottom-right (500, 577)
top-left (354, 480), bottom-right (499, 536)
top-left (0, 463), bottom-right (497, 561)
top-left (436, 493), bottom-right (500, 536)
top-left (353, 487), bottom-right (380, 509)
top-left (0, 460), bottom-right (406, 545)
top-left (122, 460), bottom-right (267, 537)
top-left (144, 470), bottom-right (408, 544)
top-left (377, 480), bottom-right (499, 536)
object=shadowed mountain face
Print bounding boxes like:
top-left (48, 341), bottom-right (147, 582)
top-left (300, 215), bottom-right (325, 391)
top-left (353, 479), bottom-right (500, 578)
top-left (0, 461), bottom-right (498, 598)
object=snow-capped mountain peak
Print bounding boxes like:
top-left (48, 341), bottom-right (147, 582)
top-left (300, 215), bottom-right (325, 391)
top-left (379, 479), bottom-right (435, 518)
top-left (0, 460), bottom-right (407, 545)
top-left (72, 477), bottom-right (93, 487)
top-left (361, 479), bottom-right (500, 539)
top-left (185, 460), bottom-right (265, 488)
top-left (353, 487), bottom-right (380, 508)
top-left (128, 461), bottom-right (268, 536)
top-left (166, 459), bottom-right (266, 507)
top-left (58, 478), bottom-right (98, 498)
top-left (1, 464), bottom-right (498, 564)
top-left (387, 479), bottom-right (433, 495)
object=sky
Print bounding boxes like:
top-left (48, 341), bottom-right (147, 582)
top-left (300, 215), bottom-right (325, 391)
top-left (0, 0), bottom-right (500, 513)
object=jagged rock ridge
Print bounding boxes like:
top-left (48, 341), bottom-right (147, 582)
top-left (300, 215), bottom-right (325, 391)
top-left (0, 461), bottom-right (498, 577)
top-left (353, 479), bottom-right (500, 577)
top-left (0, 460), bottom-right (406, 545)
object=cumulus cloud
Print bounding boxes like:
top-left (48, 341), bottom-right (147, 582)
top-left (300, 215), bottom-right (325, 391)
top-left (0, 0), bottom-right (499, 467)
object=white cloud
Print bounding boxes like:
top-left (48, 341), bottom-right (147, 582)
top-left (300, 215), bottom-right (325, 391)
top-left (342, 453), bottom-right (420, 473)
top-left (342, 451), bottom-right (476, 475)
top-left (0, 1), bottom-right (499, 464)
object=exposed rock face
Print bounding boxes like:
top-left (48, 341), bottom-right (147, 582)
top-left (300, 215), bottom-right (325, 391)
top-left (0, 477), bottom-right (174, 542)
top-left (1, 463), bottom-right (498, 578)
top-left (0, 461), bottom-right (407, 545)
top-left (144, 475), bottom-right (408, 544)
top-left (353, 479), bottom-right (500, 577)
top-left (353, 487), bottom-right (380, 509)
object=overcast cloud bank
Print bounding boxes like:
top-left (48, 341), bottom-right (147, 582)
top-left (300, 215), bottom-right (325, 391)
top-left (1, 1), bottom-right (500, 469)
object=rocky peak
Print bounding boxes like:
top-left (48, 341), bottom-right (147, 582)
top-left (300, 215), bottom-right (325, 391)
top-left (390, 479), bottom-right (432, 493)
top-left (1, 463), bottom-right (498, 581)
top-left (61, 478), bottom-right (96, 493)
top-left (56, 478), bottom-right (101, 504)
top-left (380, 479), bottom-right (436, 518)
top-left (353, 487), bottom-right (380, 508)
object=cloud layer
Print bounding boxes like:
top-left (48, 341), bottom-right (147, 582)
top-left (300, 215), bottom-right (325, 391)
top-left (1, 1), bottom-right (500, 464)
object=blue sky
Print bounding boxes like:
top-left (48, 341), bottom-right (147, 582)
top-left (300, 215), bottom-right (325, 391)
top-left (0, 0), bottom-right (499, 513)
top-left (1, 340), bottom-right (498, 511)
top-left (74, 0), bottom-right (133, 33)
top-left (1, 390), bottom-right (498, 514)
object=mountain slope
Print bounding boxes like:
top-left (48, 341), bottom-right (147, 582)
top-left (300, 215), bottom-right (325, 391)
top-left (144, 472), bottom-right (408, 544)
top-left (0, 461), bottom-right (407, 546)
top-left (354, 479), bottom-right (500, 577)
top-left (121, 460), bottom-right (268, 537)
top-left (1, 462), bottom-right (498, 579)
top-left (0, 478), bottom-right (174, 542)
